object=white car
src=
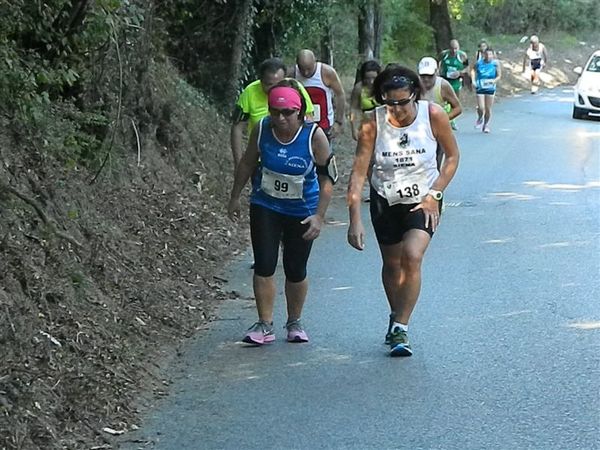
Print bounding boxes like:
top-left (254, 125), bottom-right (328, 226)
top-left (573, 50), bottom-right (600, 119)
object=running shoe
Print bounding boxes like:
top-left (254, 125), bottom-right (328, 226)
top-left (384, 313), bottom-right (394, 345)
top-left (483, 126), bottom-right (491, 134)
top-left (389, 326), bottom-right (413, 357)
top-left (474, 117), bottom-right (483, 129)
top-left (285, 319), bottom-right (309, 343)
top-left (242, 321), bottom-right (275, 345)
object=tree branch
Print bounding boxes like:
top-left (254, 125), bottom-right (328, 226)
top-left (0, 180), bottom-right (84, 249)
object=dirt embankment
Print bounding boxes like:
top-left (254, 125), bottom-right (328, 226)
top-left (0, 64), bottom-right (247, 449)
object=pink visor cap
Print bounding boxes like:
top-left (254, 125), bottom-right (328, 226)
top-left (268, 86), bottom-right (302, 110)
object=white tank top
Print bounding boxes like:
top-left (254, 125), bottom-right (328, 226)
top-left (370, 101), bottom-right (439, 205)
top-left (422, 77), bottom-right (444, 107)
top-left (295, 62), bottom-right (334, 129)
top-left (527, 46), bottom-right (543, 60)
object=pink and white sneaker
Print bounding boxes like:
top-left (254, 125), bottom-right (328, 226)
top-left (474, 117), bottom-right (484, 129)
top-left (483, 125), bottom-right (491, 133)
top-left (285, 319), bottom-right (309, 343)
top-left (242, 321), bottom-right (275, 345)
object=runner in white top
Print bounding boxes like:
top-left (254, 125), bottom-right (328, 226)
top-left (293, 49), bottom-right (346, 140)
top-left (522, 35), bottom-right (548, 94)
top-left (347, 66), bottom-right (459, 357)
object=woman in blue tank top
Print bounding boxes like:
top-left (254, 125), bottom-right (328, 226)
top-left (228, 80), bottom-right (335, 345)
top-left (474, 48), bottom-right (501, 133)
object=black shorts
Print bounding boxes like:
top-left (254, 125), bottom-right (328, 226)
top-left (369, 188), bottom-right (440, 245)
top-left (530, 58), bottom-right (542, 71)
top-left (250, 203), bottom-right (313, 282)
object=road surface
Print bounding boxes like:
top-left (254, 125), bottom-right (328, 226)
top-left (121, 88), bottom-right (600, 450)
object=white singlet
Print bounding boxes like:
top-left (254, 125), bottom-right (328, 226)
top-left (295, 62), bottom-right (334, 130)
top-left (370, 101), bottom-right (439, 205)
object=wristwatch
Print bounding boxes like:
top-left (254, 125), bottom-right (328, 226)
top-left (428, 189), bottom-right (443, 201)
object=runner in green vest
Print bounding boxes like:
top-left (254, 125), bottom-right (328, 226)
top-left (439, 39), bottom-right (469, 96)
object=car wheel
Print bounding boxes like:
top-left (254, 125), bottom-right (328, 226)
top-left (572, 106), bottom-right (587, 119)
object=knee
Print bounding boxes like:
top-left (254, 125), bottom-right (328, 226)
top-left (283, 259), bottom-right (307, 283)
top-left (401, 249), bottom-right (424, 272)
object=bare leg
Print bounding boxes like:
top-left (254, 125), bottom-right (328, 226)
top-left (285, 278), bottom-right (308, 322)
top-left (253, 274), bottom-right (276, 323)
top-left (476, 94), bottom-right (485, 122)
top-left (379, 229), bottom-right (431, 325)
top-left (483, 94), bottom-right (495, 128)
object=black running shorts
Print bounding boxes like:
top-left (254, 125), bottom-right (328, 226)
top-left (369, 187), bottom-right (440, 245)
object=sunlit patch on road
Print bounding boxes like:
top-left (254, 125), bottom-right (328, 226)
top-left (488, 192), bottom-right (537, 200)
top-left (538, 242), bottom-right (570, 248)
top-left (566, 321), bottom-right (600, 330)
top-left (483, 238), bottom-right (514, 244)
top-left (332, 286), bottom-right (353, 291)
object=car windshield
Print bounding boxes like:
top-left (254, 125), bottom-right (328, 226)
top-left (586, 55), bottom-right (600, 73)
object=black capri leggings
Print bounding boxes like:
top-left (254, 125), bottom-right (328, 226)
top-left (250, 204), bottom-right (314, 282)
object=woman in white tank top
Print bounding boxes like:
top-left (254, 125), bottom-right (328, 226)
top-left (346, 66), bottom-right (460, 357)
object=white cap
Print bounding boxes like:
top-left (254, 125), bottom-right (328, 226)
top-left (418, 57), bottom-right (437, 75)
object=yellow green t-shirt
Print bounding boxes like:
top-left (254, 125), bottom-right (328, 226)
top-left (236, 80), bottom-right (314, 133)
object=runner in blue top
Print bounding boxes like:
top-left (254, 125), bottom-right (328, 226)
top-left (228, 79), bottom-right (336, 346)
top-left (473, 48), bottom-right (501, 133)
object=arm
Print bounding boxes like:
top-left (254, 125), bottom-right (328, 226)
top-left (347, 117), bottom-right (376, 250)
top-left (541, 44), bottom-right (549, 68)
top-left (495, 60), bottom-right (502, 82)
top-left (410, 103), bottom-right (459, 232)
top-left (227, 125), bottom-right (260, 219)
top-left (440, 79), bottom-right (462, 120)
top-left (349, 82), bottom-right (363, 141)
top-left (230, 118), bottom-right (247, 170)
top-left (301, 127), bottom-right (334, 240)
top-left (323, 64), bottom-right (346, 138)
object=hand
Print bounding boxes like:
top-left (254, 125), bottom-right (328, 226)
top-left (227, 197), bottom-right (241, 221)
top-left (347, 220), bottom-right (366, 250)
top-left (330, 122), bottom-right (343, 139)
top-left (301, 214), bottom-right (323, 241)
top-left (410, 195), bottom-right (441, 232)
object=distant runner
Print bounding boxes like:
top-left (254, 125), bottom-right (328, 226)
top-left (293, 49), bottom-right (346, 141)
top-left (522, 35), bottom-right (548, 94)
top-left (473, 47), bottom-right (501, 133)
top-left (438, 39), bottom-right (468, 130)
top-left (350, 60), bottom-right (382, 141)
top-left (418, 56), bottom-right (462, 168)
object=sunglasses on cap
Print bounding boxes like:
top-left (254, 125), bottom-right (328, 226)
top-left (382, 75), bottom-right (414, 90)
top-left (383, 93), bottom-right (415, 107)
top-left (269, 107), bottom-right (299, 117)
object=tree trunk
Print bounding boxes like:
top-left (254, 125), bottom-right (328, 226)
top-left (373, 0), bottom-right (383, 60)
top-left (430, 0), bottom-right (453, 54)
top-left (358, 1), bottom-right (375, 60)
top-left (320, 22), bottom-right (334, 66)
top-left (358, 0), bottom-right (383, 61)
top-left (228, 0), bottom-right (256, 107)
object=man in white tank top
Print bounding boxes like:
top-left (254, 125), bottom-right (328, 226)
top-left (293, 49), bottom-right (346, 141)
top-left (522, 35), bottom-right (548, 94)
top-left (418, 56), bottom-right (461, 168)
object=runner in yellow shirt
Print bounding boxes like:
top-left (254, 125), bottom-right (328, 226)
top-left (230, 58), bottom-right (314, 169)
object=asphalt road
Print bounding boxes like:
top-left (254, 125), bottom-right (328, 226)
top-left (121, 89), bottom-right (600, 450)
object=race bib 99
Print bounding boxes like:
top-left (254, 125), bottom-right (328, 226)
top-left (261, 167), bottom-right (304, 200)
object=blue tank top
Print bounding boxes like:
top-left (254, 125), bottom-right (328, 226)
top-left (251, 117), bottom-right (319, 217)
top-left (475, 59), bottom-right (498, 92)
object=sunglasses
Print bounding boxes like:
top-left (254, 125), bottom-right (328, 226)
top-left (269, 108), bottom-right (299, 117)
top-left (383, 93), bottom-right (414, 107)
